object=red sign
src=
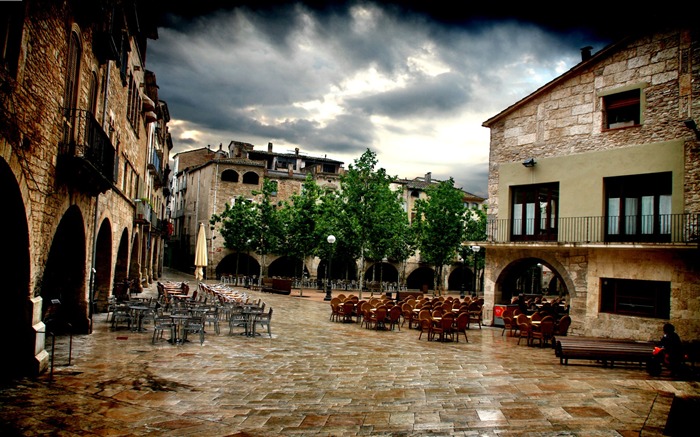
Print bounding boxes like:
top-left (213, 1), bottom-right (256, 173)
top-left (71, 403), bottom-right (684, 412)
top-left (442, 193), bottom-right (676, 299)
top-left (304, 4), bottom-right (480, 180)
top-left (494, 306), bottom-right (504, 317)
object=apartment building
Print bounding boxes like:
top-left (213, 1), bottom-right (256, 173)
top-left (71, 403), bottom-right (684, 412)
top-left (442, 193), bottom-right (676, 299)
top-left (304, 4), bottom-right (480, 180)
top-left (482, 28), bottom-right (699, 340)
top-left (0, 0), bottom-right (170, 376)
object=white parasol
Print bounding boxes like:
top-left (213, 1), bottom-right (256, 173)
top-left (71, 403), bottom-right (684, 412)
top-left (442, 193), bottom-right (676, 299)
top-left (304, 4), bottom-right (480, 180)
top-left (194, 222), bottom-right (208, 281)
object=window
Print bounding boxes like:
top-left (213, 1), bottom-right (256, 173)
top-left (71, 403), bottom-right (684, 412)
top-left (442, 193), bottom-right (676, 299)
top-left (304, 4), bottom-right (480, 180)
top-left (87, 71), bottom-right (98, 116)
top-left (221, 169), bottom-right (239, 182)
top-left (600, 278), bottom-right (670, 319)
top-left (511, 183), bottom-right (558, 241)
top-left (603, 88), bottom-right (641, 129)
top-left (605, 172), bottom-right (672, 242)
top-left (63, 31), bottom-right (81, 142)
top-left (323, 163), bottom-right (335, 173)
top-left (126, 72), bottom-right (141, 135)
top-left (242, 172), bottom-right (259, 185)
top-left (0, 2), bottom-right (24, 78)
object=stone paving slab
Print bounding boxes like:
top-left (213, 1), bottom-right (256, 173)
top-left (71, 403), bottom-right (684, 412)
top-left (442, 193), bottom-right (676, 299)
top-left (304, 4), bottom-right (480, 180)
top-left (1, 269), bottom-right (698, 436)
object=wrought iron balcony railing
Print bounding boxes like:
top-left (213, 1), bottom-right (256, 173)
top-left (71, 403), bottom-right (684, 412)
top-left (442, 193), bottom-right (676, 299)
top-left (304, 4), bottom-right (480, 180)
top-left (58, 108), bottom-right (115, 195)
top-left (486, 214), bottom-right (699, 245)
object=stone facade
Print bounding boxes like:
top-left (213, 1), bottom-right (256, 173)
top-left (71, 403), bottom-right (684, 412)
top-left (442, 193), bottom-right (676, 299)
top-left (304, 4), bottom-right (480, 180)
top-left (168, 142), bottom-right (485, 292)
top-left (1, 1), bottom-right (170, 376)
top-left (482, 28), bottom-right (700, 340)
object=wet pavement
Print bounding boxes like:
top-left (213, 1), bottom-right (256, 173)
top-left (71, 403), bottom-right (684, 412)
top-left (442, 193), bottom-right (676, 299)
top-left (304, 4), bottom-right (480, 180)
top-left (1, 268), bottom-right (698, 436)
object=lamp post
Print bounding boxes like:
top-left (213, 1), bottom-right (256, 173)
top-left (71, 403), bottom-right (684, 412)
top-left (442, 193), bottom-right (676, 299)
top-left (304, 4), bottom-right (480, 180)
top-left (459, 257), bottom-right (466, 299)
top-left (380, 257), bottom-right (388, 299)
top-left (470, 245), bottom-right (481, 296)
top-left (324, 235), bottom-right (336, 301)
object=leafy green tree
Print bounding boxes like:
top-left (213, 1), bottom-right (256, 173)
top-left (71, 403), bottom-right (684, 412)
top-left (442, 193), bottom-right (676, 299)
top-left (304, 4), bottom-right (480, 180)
top-left (276, 174), bottom-right (324, 281)
top-left (337, 149), bottom-right (405, 297)
top-left (209, 197), bottom-right (257, 281)
top-left (413, 178), bottom-right (467, 294)
top-left (460, 205), bottom-right (488, 293)
top-left (252, 178), bottom-right (283, 284)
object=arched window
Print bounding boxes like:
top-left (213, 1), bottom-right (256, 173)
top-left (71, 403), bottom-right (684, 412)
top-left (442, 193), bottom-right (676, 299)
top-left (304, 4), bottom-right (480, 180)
top-left (242, 172), bottom-right (259, 185)
top-left (63, 30), bottom-right (82, 142)
top-left (410, 190), bottom-right (420, 198)
top-left (221, 169), bottom-right (239, 182)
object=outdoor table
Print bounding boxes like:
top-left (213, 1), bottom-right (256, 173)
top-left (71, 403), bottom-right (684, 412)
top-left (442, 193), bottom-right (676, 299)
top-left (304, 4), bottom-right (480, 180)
top-left (169, 314), bottom-right (190, 344)
top-left (128, 304), bottom-right (150, 332)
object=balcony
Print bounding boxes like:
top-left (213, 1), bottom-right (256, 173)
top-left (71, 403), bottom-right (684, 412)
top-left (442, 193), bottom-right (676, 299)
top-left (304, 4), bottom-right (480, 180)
top-left (135, 200), bottom-right (152, 225)
top-left (486, 214), bottom-right (699, 246)
top-left (58, 108), bottom-right (115, 196)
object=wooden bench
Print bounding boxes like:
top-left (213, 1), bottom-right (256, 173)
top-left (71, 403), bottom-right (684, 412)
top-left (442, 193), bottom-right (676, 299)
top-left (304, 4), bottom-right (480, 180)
top-left (261, 278), bottom-right (292, 295)
top-left (555, 336), bottom-right (655, 367)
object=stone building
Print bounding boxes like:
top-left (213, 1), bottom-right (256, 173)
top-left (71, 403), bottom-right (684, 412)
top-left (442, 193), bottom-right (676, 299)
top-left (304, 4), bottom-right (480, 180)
top-left (481, 28), bottom-right (699, 340)
top-left (169, 141), bottom-right (485, 293)
top-left (167, 141), bottom-right (343, 279)
top-left (1, 0), bottom-right (171, 377)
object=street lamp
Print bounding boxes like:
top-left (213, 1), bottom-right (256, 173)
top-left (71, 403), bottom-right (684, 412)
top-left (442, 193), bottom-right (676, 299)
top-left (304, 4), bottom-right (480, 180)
top-left (324, 235), bottom-right (336, 301)
top-left (380, 257), bottom-right (388, 299)
top-left (459, 256), bottom-right (466, 299)
top-left (471, 245), bottom-right (481, 297)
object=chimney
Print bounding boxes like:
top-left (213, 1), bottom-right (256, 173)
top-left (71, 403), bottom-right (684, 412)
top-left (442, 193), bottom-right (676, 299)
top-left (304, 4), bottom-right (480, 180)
top-left (425, 172), bottom-right (431, 183)
top-left (295, 147), bottom-right (299, 155)
top-left (268, 142), bottom-right (273, 153)
top-left (581, 46), bottom-right (593, 62)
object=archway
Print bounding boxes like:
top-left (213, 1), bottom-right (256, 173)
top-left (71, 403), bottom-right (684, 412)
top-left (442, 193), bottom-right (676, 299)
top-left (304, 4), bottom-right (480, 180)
top-left (447, 264), bottom-right (474, 292)
top-left (114, 229), bottom-right (129, 283)
top-left (363, 262), bottom-right (399, 285)
top-left (93, 219), bottom-right (112, 312)
top-left (216, 252), bottom-right (260, 280)
top-left (129, 231), bottom-right (141, 291)
top-left (317, 259), bottom-right (357, 281)
top-left (268, 256), bottom-right (306, 278)
top-left (1, 159), bottom-right (32, 378)
top-left (406, 267), bottom-right (435, 292)
top-left (494, 257), bottom-right (571, 306)
top-left (42, 206), bottom-right (88, 333)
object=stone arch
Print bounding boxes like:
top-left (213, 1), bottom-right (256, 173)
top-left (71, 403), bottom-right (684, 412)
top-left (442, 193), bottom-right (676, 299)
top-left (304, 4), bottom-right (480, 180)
top-left (268, 256), bottom-right (307, 278)
top-left (215, 252), bottom-right (260, 279)
top-left (114, 228), bottom-right (130, 284)
top-left (406, 266), bottom-right (435, 291)
top-left (93, 219), bottom-right (113, 312)
top-left (363, 262), bottom-right (399, 284)
top-left (242, 171), bottom-right (259, 185)
top-left (447, 264), bottom-right (473, 292)
top-left (129, 231), bottom-right (141, 289)
top-left (221, 169), bottom-right (239, 182)
top-left (42, 205), bottom-right (89, 333)
top-left (492, 256), bottom-right (574, 305)
top-left (0, 158), bottom-right (32, 378)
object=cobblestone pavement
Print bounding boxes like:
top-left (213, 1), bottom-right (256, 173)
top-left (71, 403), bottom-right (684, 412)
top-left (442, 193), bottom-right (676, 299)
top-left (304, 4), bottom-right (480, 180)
top-left (1, 268), bottom-right (698, 436)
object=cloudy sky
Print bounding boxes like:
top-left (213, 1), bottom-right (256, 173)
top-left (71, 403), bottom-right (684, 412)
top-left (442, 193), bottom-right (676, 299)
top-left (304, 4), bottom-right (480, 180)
top-left (148, 1), bottom-right (674, 197)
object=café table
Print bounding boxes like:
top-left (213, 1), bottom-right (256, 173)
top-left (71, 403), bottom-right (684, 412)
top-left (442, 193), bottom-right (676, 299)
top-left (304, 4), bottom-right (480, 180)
top-left (128, 304), bottom-right (151, 332)
top-left (169, 314), bottom-right (191, 344)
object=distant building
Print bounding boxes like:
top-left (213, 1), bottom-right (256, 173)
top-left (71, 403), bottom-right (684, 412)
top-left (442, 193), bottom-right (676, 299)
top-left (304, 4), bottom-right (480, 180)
top-left (168, 142), bottom-right (485, 292)
top-left (481, 27), bottom-right (699, 340)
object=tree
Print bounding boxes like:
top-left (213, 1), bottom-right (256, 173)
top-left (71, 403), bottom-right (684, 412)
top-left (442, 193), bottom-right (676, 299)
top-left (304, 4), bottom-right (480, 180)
top-left (337, 149), bottom-right (405, 297)
top-left (412, 178), bottom-right (467, 294)
top-left (209, 197), bottom-right (257, 281)
top-left (252, 178), bottom-right (283, 284)
top-left (460, 205), bottom-right (488, 294)
top-left (276, 174), bottom-right (324, 281)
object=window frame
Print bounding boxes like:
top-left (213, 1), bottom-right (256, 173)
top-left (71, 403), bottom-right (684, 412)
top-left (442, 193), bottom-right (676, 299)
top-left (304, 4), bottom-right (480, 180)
top-left (600, 278), bottom-right (670, 319)
top-left (604, 172), bottom-right (672, 242)
top-left (510, 182), bottom-right (559, 242)
top-left (599, 84), bottom-right (647, 131)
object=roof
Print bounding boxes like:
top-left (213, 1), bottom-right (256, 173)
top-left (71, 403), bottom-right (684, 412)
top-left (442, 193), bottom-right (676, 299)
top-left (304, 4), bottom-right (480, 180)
top-left (482, 36), bottom-right (631, 127)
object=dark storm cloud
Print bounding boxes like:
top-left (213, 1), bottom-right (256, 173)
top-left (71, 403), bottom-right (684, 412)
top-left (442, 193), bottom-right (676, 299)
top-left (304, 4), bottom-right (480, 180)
top-left (149, 1), bottom-right (690, 197)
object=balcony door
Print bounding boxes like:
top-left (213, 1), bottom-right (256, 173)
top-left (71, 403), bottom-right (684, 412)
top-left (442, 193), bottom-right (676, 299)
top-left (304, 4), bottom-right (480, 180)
top-left (63, 31), bottom-right (81, 145)
top-left (511, 183), bottom-right (559, 241)
top-left (605, 172), bottom-right (672, 242)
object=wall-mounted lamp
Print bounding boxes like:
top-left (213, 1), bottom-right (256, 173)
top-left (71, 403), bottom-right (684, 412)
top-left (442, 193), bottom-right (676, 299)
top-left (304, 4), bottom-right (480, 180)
top-left (522, 158), bottom-right (536, 168)
top-left (684, 119), bottom-right (700, 140)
